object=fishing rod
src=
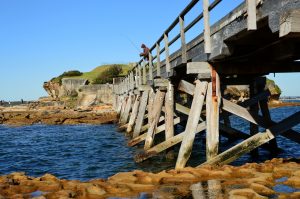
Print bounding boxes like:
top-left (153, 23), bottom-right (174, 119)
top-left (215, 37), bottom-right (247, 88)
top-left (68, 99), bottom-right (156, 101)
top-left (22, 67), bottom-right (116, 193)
top-left (122, 34), bottom-right (141, 54)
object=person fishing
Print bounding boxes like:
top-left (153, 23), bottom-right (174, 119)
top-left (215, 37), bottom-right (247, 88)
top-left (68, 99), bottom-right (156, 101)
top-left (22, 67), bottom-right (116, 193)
top-left (139, 44), bottom-right (150, 61)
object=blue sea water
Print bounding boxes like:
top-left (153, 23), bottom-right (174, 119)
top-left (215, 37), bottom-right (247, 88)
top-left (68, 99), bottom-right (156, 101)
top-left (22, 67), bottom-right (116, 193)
top-left (0, 106), bottom-right (300, 181)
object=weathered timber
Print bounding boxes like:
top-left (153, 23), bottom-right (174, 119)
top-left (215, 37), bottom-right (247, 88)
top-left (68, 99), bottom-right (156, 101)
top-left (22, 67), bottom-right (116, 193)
top-left (203, 0), bottom-right (212, 53)
top-left (140, 116), bottom-right (165, 134)
top-left (135, 122), bottom-right (206, 163)
top-left (249, 82), bottom-right (259, 156)
top-left (165, 83), bottom-right (175, 140)
top-left (246, 0), bottom-right (257, 30)
top-left (120, 94), bottom-right (133, 125)
top-left (176, 80), bottom-right (208, 169)
top-left (178, 80), bottom-right (195, 96)
top-left (186, 62), bottom-right (211, 77)
top-left (179, 16), bottom-right (187, 63)
top-left (145, 90), bottom-right (166, 150)
top-left (156, 43), bottom-right (161, 77)
top-left (175, 103), bottom-right (190, 116)
top-left (207, 67), bottom-right (221, 160)
top-left (119, 96), bottom-right (128, 123)
top-left (154, 78), bottom-right (169, 88)
top-left (147, 89), bottom-right (155, 127)
top-left (202, 111), bottom-right (300, 166)
top-left (280, 9), bottom-right (300, 38)
top-left (133, 90), bottom-right (149, 138)
top-left (164, 33), bottom-right (171, 74)
top-left (127, 94), bottom-right (141, 133)
top-left (128, 117), bottom-right (181, 147)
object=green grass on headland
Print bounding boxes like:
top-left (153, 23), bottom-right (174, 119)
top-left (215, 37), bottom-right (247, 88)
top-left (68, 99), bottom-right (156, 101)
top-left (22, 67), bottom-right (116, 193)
top-left (51, 64), bottom-right (133, 85)
top-left (77, 64), bottom-right (132, 83)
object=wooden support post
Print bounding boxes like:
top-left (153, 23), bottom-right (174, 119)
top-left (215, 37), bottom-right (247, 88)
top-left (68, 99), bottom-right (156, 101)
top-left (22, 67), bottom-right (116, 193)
top-left (249, 81), bottom-right (259, 157)
top-left (135, 68), bottom-right (139, 88)
top-left (203, 0), bottom-right (211, 54)
top-left (144, 90), bottom-right (166, 150)
top-left (142, 62), bottom-right (147, 85)
top-left (247, 0), bottom-right (257, 30)
top-left (138, 64), bottom-right (142, 86)
top-left (165, 82), bottom-right (174, 140)
top-left (147, 89), bottom-right (155, 126)
top-left (126, 94), bottom-right (141, 134)
top-left (164, 33), bottom-right (171, 74)
top-left (257, 80), bottom-right (279, 151)
top-left (179, 16), bottom-right (187, 63)
top-left (133, 90), bottom-right (149, 138)
top-left (119, 96), bottom-right (127, 121)
top-left (176, 80), bottom-right (208, 169)
top-left (165, 82), bottom-right (175, 159)
top-left (206, 69), bottom-right (220, 160)
top-left (135, 122), bottom-right (206, 163)
top-left (116, 95), bottom-right (124, 114)
top-left (156, 43), bottom-right (161, 77)
top-left (120, 94), bottom-right (133, 125)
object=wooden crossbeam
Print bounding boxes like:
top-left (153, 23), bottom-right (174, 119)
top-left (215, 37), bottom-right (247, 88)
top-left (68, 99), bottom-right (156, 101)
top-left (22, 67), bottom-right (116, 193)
top-left (202, 111), bottom-right (300, 166)
top-left (128, 117), bottom-right (181, 147)
top-left (135, 122), bottom-right (206, 163)
top-left (178, 80), bottom-right (195, 95)
top-left (223, 99), bottom-right (300, 144)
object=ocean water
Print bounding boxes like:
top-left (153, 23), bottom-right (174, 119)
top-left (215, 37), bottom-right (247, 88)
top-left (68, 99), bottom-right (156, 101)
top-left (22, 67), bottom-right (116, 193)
top-left (0, 106), bottom-right (300, 181)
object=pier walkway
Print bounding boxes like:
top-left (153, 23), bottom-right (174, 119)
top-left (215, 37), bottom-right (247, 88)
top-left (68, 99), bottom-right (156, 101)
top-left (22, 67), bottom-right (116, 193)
top-left (113, 0), bottom-right (300, 168)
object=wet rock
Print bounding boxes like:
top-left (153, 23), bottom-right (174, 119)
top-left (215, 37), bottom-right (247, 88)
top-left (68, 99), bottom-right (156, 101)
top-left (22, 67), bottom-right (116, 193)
top-left (108, 172), bottom-right (137, 184)
top-left (229, 188), bottom-right (268, 199)
top-left (33, 180), bottom-right (61, 192)
top-left (32, 196), bottom-right (46, 199)
top-left (249, 183), bottom-right (275, 196)
top-left (284, 176), bottom-right (300, 188)
top-left (85, 184), bottom-right (106, 196)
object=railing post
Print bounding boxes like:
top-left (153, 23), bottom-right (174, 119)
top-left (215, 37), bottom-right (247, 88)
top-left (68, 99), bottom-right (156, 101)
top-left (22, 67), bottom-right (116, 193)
top-left (179, 16), bottom-right (187, 63)
top-left (149, 53), bottom-right (153, 82)
top-left (164, 33), bottom-right (171, 74)
top-left (203, 0), bottom-right (212, 54)
top-left (246, 0), bottom-right (257, 30)
top-left (156, 43), bottom-right (161, 77)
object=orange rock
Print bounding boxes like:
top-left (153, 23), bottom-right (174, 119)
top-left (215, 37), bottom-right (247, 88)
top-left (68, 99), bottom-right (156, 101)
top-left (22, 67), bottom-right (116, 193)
top-left (249, 183), bottom-right (275, 196)
top-left (161, 172), bottom-right (199, 184)
top-left (107, 172), bottom-right (137, 184)
top-left (85, 184), bottom-right (106, 196)
top-left (123, 183), bottom-right (156, 192)
top-left (45, 190), bottom-right (76, 199)
top-left (229, 188), bottom-right (268, 199)
top-left (40, 174), bottom-right (59, 182)
top-left (34, 180), bottom-right (61, 192)
top-left (284, 176), bottom-right (300, 188)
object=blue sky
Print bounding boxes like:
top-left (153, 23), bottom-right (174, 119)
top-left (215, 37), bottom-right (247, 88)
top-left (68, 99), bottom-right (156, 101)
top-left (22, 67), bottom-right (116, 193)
top-left (0, 0), bottom-right (299, 101)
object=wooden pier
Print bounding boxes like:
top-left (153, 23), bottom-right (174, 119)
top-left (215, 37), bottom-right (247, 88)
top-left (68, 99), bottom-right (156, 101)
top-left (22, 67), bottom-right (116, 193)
top-left (113, 0), bottom-right (300, 168)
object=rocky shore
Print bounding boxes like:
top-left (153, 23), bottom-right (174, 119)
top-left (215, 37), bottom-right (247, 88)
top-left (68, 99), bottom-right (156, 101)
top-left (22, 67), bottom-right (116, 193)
top-left (0, 158), bottom-right (299, 199)
top-left (0, 103), bottom-right (117, 126)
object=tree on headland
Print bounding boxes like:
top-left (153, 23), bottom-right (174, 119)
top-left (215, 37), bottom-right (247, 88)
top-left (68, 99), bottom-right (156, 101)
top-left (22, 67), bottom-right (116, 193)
top-left (51, 70), bottom-right (83, 85)
top-left (93, 64), bottom-right (123, 84)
